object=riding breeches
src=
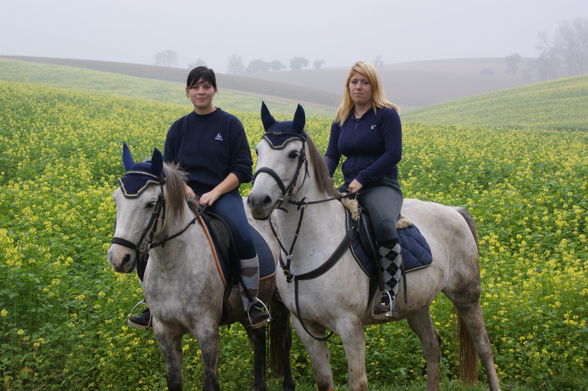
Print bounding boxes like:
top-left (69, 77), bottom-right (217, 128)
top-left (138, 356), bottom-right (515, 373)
top-left (358, 185), bottom-right (403, 245)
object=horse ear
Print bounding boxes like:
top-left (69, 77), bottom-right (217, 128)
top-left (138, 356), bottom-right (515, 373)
top-left (261, 101), bottom-right (276, 131)
top-left (122, 143), bottom-right (135, 171)
top-left (292, 104), bottom-right (305, 133)
top-left (151, 148), bottom-right (163, 177)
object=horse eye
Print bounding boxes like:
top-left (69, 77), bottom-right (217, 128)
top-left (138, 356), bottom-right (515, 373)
top-left (288, 151), bottom-right (298, 159)
top-left (145, 202), bottom-right (156, 209)
top-left (254, 147), bottom-right (259, 156)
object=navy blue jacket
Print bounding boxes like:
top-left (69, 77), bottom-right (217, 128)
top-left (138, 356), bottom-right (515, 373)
top-left (325, 107), bottom-right (402, 190)
top-left (163, 109), bottom-right (253, 194)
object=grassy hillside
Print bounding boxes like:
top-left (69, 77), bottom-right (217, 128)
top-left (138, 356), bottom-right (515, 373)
top-left (403, 75), bottom-right (588, 130)
top-left (241, 58), bottom-right (535, 109)
top-left (0, 58), bottom-right (335, 117)
top-left (1, 80), bottom-right (586, 390)
top-left (0, 56), bottom-right (339, 111)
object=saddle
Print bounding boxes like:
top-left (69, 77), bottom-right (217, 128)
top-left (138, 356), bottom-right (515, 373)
top-left (344, 201), bottom-right (433, 276)
top-left (188, 203), bottom-right (276, 286)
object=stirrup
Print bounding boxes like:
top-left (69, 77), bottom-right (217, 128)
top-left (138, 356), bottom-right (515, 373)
top-left (127, 300), bottom-right (152, 330)
top-left (247, 298), bottom-right (272, 329)
top-left (371, 291), bottom-right (395, 320)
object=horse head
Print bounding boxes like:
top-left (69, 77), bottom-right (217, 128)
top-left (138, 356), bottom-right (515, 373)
top-left (248, 102), bottom-right (308, 219)
top-left (108, 144), bottom-right (167, 273)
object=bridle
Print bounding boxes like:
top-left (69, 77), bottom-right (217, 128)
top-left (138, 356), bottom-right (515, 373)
top-left (111, 171), bottom-right (201, 265)
top-left (252, 133), bottom-right (354, 341)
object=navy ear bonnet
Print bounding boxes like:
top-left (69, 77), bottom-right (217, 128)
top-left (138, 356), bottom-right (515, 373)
top-left (261, 102), bottom-right (307, 149)
top-left (119, 143), bottom-right (165, 198)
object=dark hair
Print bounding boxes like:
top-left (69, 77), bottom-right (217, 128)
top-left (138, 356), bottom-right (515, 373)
top-left (186, 66), bottom-right (217, 91)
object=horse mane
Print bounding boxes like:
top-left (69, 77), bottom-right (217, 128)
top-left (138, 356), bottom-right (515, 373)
top-left (305, 136), bottom-right (341, 198)
top-left (162, 162), bottom-right (188, 219)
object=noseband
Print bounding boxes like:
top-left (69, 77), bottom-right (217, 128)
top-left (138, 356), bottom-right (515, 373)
top-left (252, 134), bottom-right (309, 203)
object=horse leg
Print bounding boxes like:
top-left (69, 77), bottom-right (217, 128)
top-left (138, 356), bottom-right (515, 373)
top-left (450, 298), bottom-right (501, 391)
top-left (153, 324), bottom-right (184, 391)
top-left (406, 307), bottom-right (441, 391)
top-left (269, 297), bottom-right (295, 391)
top-left (292, 317), bottom-right (334, 391)
top-left (337, 318), bottom-right (368, 391)
top-left (246, 325), bottom-right (267, 391)
top-left (193, 326), bottom-right (221, 391)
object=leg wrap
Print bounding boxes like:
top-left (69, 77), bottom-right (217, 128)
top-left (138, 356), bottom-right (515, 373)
top-left (239, 255), bottom-right (260, 310)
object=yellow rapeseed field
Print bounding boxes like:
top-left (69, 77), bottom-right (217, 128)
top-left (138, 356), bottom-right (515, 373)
top-left (0, 80), bottom-right (586, 390)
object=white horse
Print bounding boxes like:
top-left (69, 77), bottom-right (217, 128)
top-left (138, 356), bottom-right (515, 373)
top-left (247, 104), bottom-right (500, 391)
top-left (108, 145), bottom-right (294, 391)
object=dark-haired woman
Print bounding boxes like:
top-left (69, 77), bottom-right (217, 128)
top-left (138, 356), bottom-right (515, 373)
top-left (128, 66), bottom-right (270, 329)
top-left (325, 61), bottom-right (403, 318)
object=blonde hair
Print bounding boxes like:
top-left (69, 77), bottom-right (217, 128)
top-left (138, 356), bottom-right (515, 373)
top-left (334, 61), bottom-right (399, 126)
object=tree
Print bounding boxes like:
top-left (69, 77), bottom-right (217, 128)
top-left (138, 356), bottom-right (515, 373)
top-left (154, 50), bottom-right (179, 67)
top-left (227, 54), bottom-right (245, 74)
top-left (313, 59), bottom-right (325, 70)
top-left (536, 18), bottom-right (588, 78)
top-left (505, 53), bottom-right (522, 78)
top-left (187, 58), bottom-right (207, 69)
top-left (246, 59), bottom-right (272, 73)
top-left (289, 56), bottom-right (308, 71)
top-left (269, 60), bottom-right (285, 72)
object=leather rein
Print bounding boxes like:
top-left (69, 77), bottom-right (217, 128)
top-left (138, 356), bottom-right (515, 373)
top-left (253, 135), bottom-right (354, 341)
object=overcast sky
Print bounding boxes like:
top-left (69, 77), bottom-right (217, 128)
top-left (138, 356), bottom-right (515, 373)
top-left (1, 0), bottom-right (586, 72)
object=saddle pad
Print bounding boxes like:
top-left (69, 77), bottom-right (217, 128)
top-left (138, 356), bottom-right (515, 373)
top-left (348, 212), bottom-right (433, 276)
top-left (199, 215), bottom-right (275, 286)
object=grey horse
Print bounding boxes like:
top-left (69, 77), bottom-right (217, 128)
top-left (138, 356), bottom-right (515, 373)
top-left (108, 145), bottom-right (294, 391)
top-left (247, 104), bottom-right (500, 391)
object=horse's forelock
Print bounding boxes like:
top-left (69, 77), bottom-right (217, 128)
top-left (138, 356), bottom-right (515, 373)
top-left (162, 162), bottom-right (187, 219)
top-left (305, 136), bottom-right (340, 198)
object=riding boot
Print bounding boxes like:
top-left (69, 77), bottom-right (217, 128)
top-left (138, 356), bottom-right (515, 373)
top-left (239, 255), bottom-right (271, 328)
top-left (373, 240), bottom-right (403, 317)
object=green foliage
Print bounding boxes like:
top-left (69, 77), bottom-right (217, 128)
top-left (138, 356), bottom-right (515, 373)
top-left (403, 74), bottom-right (588, 130)
top-left (0, 81), bottom-right (586, 390)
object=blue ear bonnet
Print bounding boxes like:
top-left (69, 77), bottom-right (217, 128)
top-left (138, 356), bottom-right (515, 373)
top-left (261, 102), bottom-right (307, 149)
top-left (119, 144), bottom-right (165, 198)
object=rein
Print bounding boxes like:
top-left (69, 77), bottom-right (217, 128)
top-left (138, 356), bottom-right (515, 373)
top-left (111, 175), bottom-right (204, 260)
top-left (254, 135), bottom-right (354, 341)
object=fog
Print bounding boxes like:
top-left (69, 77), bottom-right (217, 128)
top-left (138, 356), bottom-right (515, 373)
top-left (1, 0), bottom-right (586, 72)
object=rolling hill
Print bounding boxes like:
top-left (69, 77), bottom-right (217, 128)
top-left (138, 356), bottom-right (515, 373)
top-left (3, 55), bottom-right (541, 111)
top-left (402, 74), bottom-right (588, 130)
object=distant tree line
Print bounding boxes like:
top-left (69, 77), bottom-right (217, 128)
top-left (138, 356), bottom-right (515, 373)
top-left (226, 55), bottom-right (326, 74)
top-left (501, 18), bottom-right (587, 82)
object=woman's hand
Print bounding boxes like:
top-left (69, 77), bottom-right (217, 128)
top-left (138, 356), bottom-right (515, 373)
top-left (199, 190), bottom-right (221, 206)
top-left (184, 184), bottom-right (196, 200)
top-left (347, 179), bottom-right (363, 194)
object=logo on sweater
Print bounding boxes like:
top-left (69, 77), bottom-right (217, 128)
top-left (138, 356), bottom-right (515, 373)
top-left (214, 133), bottom-right (224, 141)
top-left (370, 125), bottom-right (377, 130)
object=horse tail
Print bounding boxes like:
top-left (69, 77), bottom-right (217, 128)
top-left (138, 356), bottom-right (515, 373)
top-left (268, 293), bottom-right (292, 378)
top-left (454, 206), bottom-right (479, 385)
top-left (454, 206), bottom-right (479, 250)
top-left (457, 309), bottom-right (478, 385)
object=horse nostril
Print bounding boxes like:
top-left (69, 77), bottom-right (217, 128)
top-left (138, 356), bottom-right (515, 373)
top-left (263, 196), bottom-right (272, 205)
top-left (121, 253), bottom-right (131, 268)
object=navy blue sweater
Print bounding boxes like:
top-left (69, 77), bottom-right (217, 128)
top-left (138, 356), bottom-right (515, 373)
top-left (325, 107), bottom-right (402, 189)
top-left (163, 109), bottom-right (253, 194)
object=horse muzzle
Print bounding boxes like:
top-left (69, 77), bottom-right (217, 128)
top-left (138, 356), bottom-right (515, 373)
top-left (108, 244), bottom-right (137, 273)
top-left (247, 192), bottom-right (275, 220)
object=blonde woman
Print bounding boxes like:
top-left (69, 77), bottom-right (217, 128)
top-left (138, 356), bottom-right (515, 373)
top-left (325, 61), bottom-right (403, 317)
